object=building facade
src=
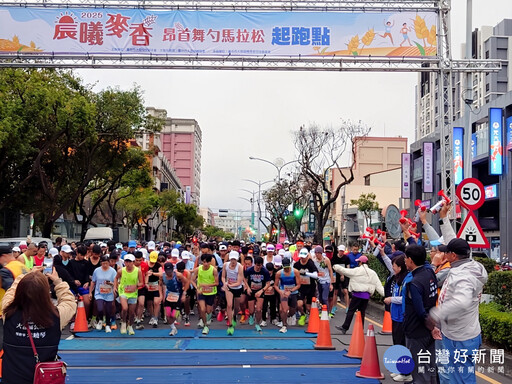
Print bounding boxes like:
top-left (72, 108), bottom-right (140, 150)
top-left (411, 19), bottom-right (511, 261)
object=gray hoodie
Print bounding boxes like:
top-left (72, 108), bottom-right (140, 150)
top-left (429, 258), bottom-right (488, 341)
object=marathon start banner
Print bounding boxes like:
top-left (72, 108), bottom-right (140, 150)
top-left (0, 8), bottom-right (438, 57)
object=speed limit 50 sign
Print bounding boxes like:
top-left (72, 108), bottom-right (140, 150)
top-left (456, 178), bottom-right (485, 210)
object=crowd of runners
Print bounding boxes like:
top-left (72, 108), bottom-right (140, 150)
top-left (0, 200), bottom-right (489, 384)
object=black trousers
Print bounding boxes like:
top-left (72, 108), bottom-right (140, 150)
top-left (262, 294), bottom-right (278, 322)
top-left (341, 296), bottom-right (369, 331)
top-left (392, 319), bottom-right (406, 346)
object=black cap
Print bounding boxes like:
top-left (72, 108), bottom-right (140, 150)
top-left (282, 258), bottom-right (291, 267)
top-left (439, 238), bottom-right (470, 257)
top-left (0, 245), bottom-right (13, 255)
top-left (164, 262), bottom-right (174, 271)
top-left (200, 242), bottom-right (209, 249)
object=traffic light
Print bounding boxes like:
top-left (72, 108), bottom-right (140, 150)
top-left (294, 206), bottom-right (304, 219)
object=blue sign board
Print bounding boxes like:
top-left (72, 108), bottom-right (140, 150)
top-left (489, 108), bottom-right (503, 175)
top-left (471, 133), bottom-right (477, 159)
top-left (453, 127), bottom-right (464, 185)
top-left (507, 116), bottom-right (512, 152)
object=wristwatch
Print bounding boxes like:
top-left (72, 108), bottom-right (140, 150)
top-left (438, 218), bottom-right (444, 225)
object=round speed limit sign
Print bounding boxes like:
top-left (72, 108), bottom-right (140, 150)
top-left (456, 178), bottom-right (485, 210)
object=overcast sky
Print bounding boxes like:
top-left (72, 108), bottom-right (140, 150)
top-left (77, 0), bottom-right (511, 216)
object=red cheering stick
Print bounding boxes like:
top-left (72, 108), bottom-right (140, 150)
top-left (409, 230), bottom-right (421, 239)
top-left (373, 238), bottom-right (385, 247)
top-left (407, 218), bottom-right (417, 230)
top-left (413, 200), bottom-right (427, 222)
top-left (429, 190), bottom-right (451, 215)
top-left (399, 210), bottom-right (408, 224)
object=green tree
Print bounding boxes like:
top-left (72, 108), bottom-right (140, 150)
top-left (350, 192), bottom-right (380, 229)
top-left (0, 68), bottom-right (157, 237)
top-left (170, 203), bottom-right (204, 241)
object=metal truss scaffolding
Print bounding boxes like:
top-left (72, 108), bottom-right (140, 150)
top-left (0, 0), bottom-right (504, 206)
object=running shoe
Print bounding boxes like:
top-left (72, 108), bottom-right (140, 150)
top-left (89, 318), bottom-right (97, 329)
top-left (279, 326), bottom-right (287, 333)
top-left (248, 315), bottom-right (255, 325)
top-left (255, 324), bottom-right (262, 332)
top-left (120, 322), bottom-right (127, 334)
top-left (206, 313), bottom-right (212, 325)
top-left (245, 309), bottom-right (250, 316)
top-left (329, 313), bottom-right (335, 318)
top-left (276, 321), bottom-right (283, 327)
top-left (335, 325), bottom-right (347, 335)
top-left (184, 315), bottom-right (190, 327)
top-left (298, 315), bottom-right (306, 326)
top-left (260, 320), bottom-right (267, 327)
top-left (392, 374), bottom-right (413, 382)
top-left (202, 326), bottom-right (209, 335)
top-left (217, 311), bottom-right (224, 322)
top-left (226, 318), bottom-right (232, 327)
top-left (105, 325), bottom-right (112, 333)
top-left (332, 306), bottom-right (338, 314)
top-left (95, 320), bottom-right (103, 331)
top-left (127, 325), bottom-right (135, 335)
top-left (197, 319), bottom-right (204, 328)
top-left (272, 319), bottom-right (279, 326)
top-left (69, 322), bottom-right (75, 332)
top-left (152, 317), bottom-right (158, 328)
top-left (110, 321), bottom-right (117, 330)
top-left (240, 314), bottom-right (247, 324)
top-left (390, 373), bottom-right (400, 378)
top-left (190, 310), bottom-right (195, 316)
top-left (227, 326), bottom-right (234, 336)
top-left (135, 321), bottom-right (144, 330)
top-left (169, 326), bottom-right (178, 336)
top-left (232, 318), bottom-right (237, 328)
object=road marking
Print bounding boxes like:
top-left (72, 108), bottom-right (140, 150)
top-left (65, 335), bottom-right (75, 340)
top-left (242, 365), bottom-right (251, 368)
top-left (336, 304), bottom-right (501, 384)
top-left (240, 349), bottom-right (247, 352)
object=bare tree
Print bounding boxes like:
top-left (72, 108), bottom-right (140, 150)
top-left (294, 121), bottom-right (371, 243)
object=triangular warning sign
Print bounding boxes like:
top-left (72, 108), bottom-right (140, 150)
top-left (457, 212), bottom-right (490, 249)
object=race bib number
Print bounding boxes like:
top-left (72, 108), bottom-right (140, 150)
top-left (284, 284), bottom-right (295, 291)
top-left (201, 285), bottom-right (213, 294)
top-left (99, 284), bottom-right (112, 294)
top-left (318, 272), bottom-right (325, 277)
top-left (251, 282), bottom-right (262, 290)
top-left (147, 281), bottom-right (159, 292)
top-left (124, 284), bottom-right (137, 293)
top-left (166, 292), bottom-right (179, 303)
top-left (228, 277), bottom-right (237, 284)
top-left (265, 286), bottom-right (275, 295)
top-left (300, 276), bottom-right (311, 285)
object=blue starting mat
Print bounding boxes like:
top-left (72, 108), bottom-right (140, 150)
top-left (59, 337), bottom-right (315, 351)
top-left (60, 350), bottom-right (358, 367)
top-left (65, 367), bottom-right (379, 383)
top-left (74, 328), bottom-right (313, 338)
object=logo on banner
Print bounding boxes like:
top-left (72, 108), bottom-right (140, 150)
top-left (383, 345), bottom-right (414, 375)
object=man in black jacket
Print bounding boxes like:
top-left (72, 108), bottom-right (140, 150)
top-left (401, 245), bottom-right (438, 383)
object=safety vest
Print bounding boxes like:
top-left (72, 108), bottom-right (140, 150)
top-left (0, 260), bottom-right (30, 313)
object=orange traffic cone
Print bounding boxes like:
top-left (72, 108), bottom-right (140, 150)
top-left (73, 296), bottom-right (89, 333)
top-left (305, 297), bottom-right (320, 334)
top-left (345, 311), bottom-right (365, 358)
top-left (356, 324), bottom-right (385, 379)
top-left (380, 311), bottom-right (392, 335)
top-left (314, 305), bottom-right (335, 350)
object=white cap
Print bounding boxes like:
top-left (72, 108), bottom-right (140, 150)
top-left (171, 248), bottom-right (180, 257)
top-left (12, 246), bottom-right (21, 252)
top-left (266, 244), bottom-right (275, 252)
top-left (299, 248), bottom-right (309, 258)
top-left (148, 241), bottom-right (156, 250)
top-left (273, 255), bottom-right (283, 266)
top-left (229, 251), bottom-right (240, 260)
top-left (338, 245), bottom-right (346, 251)
top-left (219, 244), bottom-right (227, 251)
top-left (124, 254), bottom-right (135, 262)
top-left (284, 240), bottom-right (290, 244)
top-left (19, 241), bottom-right (27, 247)
top-left (100, 242), bottom-right (107, 248)
top-left (140, 248), bottom-right (149, 259)
top-left (278, 249), bottom-right (285, 256)
top-left (181, 251), bottom-right (191, 260)
top-left (49, 247), bottom-right (59, 256)
top-left (283, 251), bottom-right (292, 260)
top-left (61, 244), bottom-right (73, 253)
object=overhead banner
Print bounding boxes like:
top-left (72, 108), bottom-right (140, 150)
top-left (401, 153), bottom-right (411, 199)
top-left (453, 127), bottom-right (464, 185)
top-left (0, 8), bottom-right (438, 57)
top-left (489, 108), bottom-right (503, 176)
top-left (422, 142), bottom-right (434, 193)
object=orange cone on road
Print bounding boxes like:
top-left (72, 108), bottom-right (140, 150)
top-left (356, 324), bottom-right (385, 379)
top-left (345, 311), bottom-right (365, 358)
top-left (73, 296), bottom-right (89, 333)
top-left (379, 311), bottom-right (392, 335)
top-left (314, 305), bottom-right (335, 350)
top-left (305, 297), bottom-right (320, 334)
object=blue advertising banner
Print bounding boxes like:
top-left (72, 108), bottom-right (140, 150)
top-left (489, 108), bottom-right (503, 176)
top-left (453, 127), bottom-right (464, 185)
top-left (507, 116), bottom-right (512, 152)
top-left (0, 8), bottom-right (438, 57)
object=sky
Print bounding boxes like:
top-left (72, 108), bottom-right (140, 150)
top-left (76, 0), bottom-right (511, 217)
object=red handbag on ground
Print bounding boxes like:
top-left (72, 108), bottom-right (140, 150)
top-left (26, 324), bottom-right (67, 384)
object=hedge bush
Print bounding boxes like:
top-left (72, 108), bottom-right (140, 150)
top-left (474, 257), bottom-right (497, 275)
top-left (484, 271), bottom-right (512, 311)
top-left (366, 253), bottom-right (390, 283)
top-left (479, 302), bottom-right (512, 351)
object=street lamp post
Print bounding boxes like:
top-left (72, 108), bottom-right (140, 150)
top-left (243, 179), bottom-right (273, 240)
top-left (240, 189), bottom-right (257, 227)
